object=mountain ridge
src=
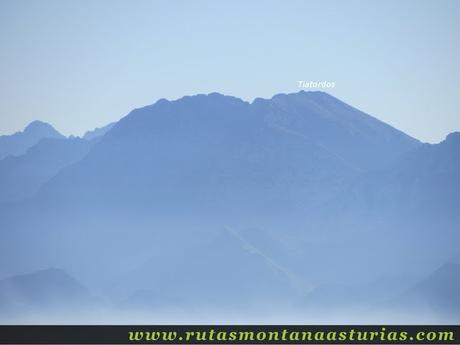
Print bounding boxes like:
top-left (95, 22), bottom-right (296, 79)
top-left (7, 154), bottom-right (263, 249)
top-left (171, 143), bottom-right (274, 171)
top-left (0, 91), bottom-right (457, 319)
top-left (0, 120), bottom-right (64, 160)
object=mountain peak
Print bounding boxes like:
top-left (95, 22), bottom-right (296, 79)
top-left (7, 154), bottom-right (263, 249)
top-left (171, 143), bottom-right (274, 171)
top-left (83, 122), bottom-right (115, 141)
top-left (148, 92), bottom-right (247, 109)
top-left (175, 92), bottom-right (247, 105)
top-left (445, 132), bottom-right (460, 144)
top-left (24, 120), bottom-right (60, 135)
top-left (0, 120), bottom-right (64, 160)
top-left (252, 90), bottom-right (330, 104)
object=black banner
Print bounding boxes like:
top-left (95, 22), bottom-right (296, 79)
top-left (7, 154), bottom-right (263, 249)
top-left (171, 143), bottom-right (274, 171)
top-left (0, 325), bottom-right (459, 344)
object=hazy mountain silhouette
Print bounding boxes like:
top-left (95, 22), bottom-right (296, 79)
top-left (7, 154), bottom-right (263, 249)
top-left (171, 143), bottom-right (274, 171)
top-left (82, 122), bottom-right (115, 141)
top-left (0, 137), bottom-right (93, 203)
top-left (0, 91), bottom-right (458, 318)
top-left (117, 226), bottom-right (301, 310)
top-left (391, 263), bottom-right (460, 321)
top-left (275, 133), bottom-right (460, 302)
top-left (0, 121), bottom-right (64, 160)
top-left (330, 131), bottom-right (460, 219)
top-left (321, 133), bottom-right (460, 258)
top-left (252, 91), bottom-right (419, 170)
top-left (35, 91), bottom-right (419, 219)
top-left (0, 268), bottom-right (92, 321)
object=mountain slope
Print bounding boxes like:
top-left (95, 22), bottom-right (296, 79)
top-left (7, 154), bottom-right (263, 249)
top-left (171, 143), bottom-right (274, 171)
top-left (82, 122), bottom-right (115, 141)
top-left (322, 131), bottom-right (460, 231)
top-left (0, 268), bottom-right (93, 321)
top-left (392, 263), bottom-right (460, 321)
top-left (37, 91), bottom-right (419, 217)
top-left (253, 91), bottom-right (420, 170)
top-left (0, 121), bottom-right (64, 160)
top-left (0, 91), bottom-right (430, 309)
top-left (0, 137), bottom-right (93, 203)
top-left (306, 132), bottom-right (460, 282)
top-left (119, 227), bottom-right (299, 310)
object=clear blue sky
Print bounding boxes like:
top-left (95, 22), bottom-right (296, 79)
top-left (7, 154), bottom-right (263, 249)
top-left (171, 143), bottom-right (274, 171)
top-left (0, 0), bottom-right (459, 143)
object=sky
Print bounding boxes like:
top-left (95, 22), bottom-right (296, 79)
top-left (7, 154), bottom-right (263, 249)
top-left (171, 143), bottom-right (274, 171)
top-left (0, 0), bottom-right (459, 143)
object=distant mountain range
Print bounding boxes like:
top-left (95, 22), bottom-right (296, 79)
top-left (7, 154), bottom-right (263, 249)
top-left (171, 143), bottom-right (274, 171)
top-left (390, 263), bottom-right (460, 322)
top-left (0, 91), bottom-right (458, 322)
top-left (0, 121), bottom-right (64, 160)
top-left (0, 138), bottom-right (93, 203)
top-left (0, 268), bottom-right (94, 322)
top-left (0, 120), bottom-right (115, 203)
top-left (32, 91), bottom-right (419, 218)
top-left (82, 122), bottom-right (115, 141)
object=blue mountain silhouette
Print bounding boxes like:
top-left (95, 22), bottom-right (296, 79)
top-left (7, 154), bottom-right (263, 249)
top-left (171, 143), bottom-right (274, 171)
top-left (0, 121), bottom-right (64, 160)
top-left (0, 91), bottom-right (458, 320)
top-left (0, 137), bottom-right (93, 203)
top-left (82, 122), bottom-right (115, 141)
top-left (391, 263), bottom-right (460, 322)
top-left (0, 268), bottom-right (93, 321)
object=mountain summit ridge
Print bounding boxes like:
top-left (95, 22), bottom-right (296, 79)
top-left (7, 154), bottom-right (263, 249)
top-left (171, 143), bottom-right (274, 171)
top-left (1, 91), bottom-right (457, 319)
top-left (38, 91), bottom-right (420, 213)
top-left (0, 120), bottom-right (64, 160)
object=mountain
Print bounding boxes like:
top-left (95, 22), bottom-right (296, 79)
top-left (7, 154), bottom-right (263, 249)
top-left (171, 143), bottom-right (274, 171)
top-left (333, 131), bottom-right (460, 218)
top-left (302, 131), bottom-right (460, 284)
top-left (0, 137), bottom-right (93, 203)
top-left (0, 121), bottom-right (64, 160)
top-left (336, 132), bottom-right (460, 236)
top-left (119, 227), bottom-right (299, 311)
top-left (252, 91), bottom-right (420, 170)
top-left (82, 122), bottom-right (115, 141)
top-left (2, 91), bottom-right (452, 316)
top-left (36, 91), bottom-right (419, 217)
top-left (0, 268), bottom-right (93, 321)
top-left (392, 263), bottom-right (460, 321)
